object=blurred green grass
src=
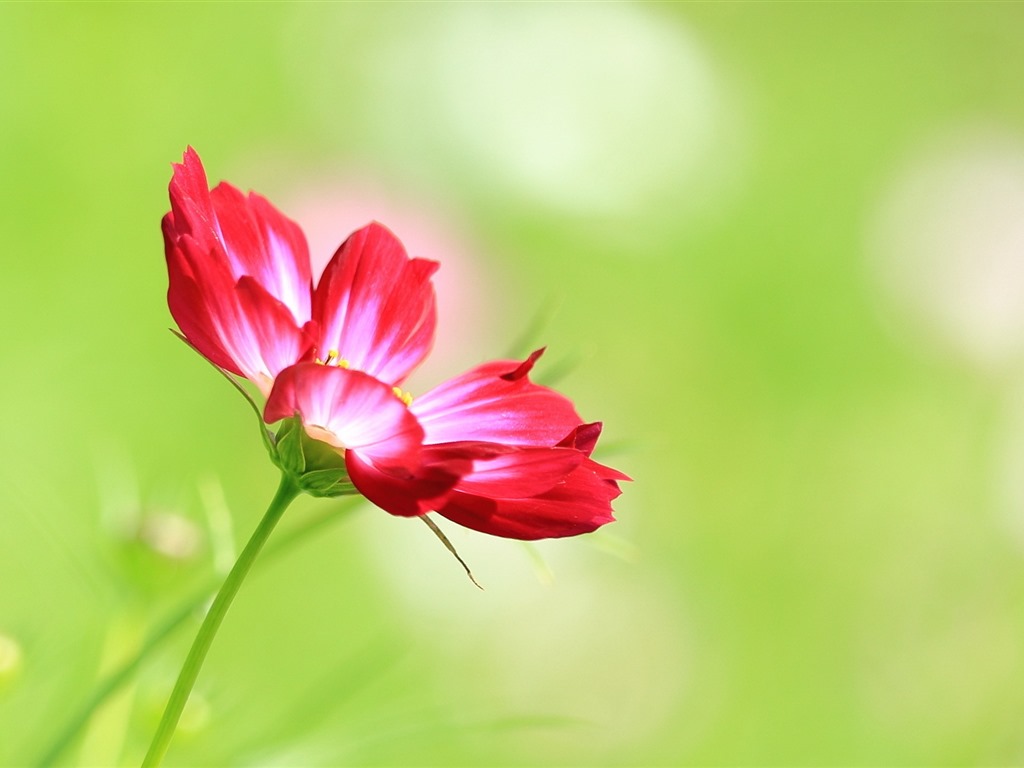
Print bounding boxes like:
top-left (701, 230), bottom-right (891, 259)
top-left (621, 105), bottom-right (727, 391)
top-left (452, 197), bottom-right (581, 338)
top-left (3, 3), bottom-right (1024, 766)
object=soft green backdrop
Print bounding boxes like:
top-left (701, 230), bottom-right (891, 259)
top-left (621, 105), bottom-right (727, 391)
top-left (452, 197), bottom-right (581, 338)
top-left (3, 3), bottom-right (1024, 766)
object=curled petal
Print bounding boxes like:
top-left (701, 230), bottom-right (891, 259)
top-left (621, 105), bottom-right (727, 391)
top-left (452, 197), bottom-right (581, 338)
top-left (313, 222), bottom-right (438, 384)
top-left (556, 422), bottom-right (631, 481)
top-left (556, 422), bottom-right (603, 455)
top-left (265, 363), bottom-right (424, 469)
top-left (412, 353), bottom-right (582, 447)
top-left (500, 347), bottom-right (546, 381)
top-left (437, 458), bottom-right (622, 540)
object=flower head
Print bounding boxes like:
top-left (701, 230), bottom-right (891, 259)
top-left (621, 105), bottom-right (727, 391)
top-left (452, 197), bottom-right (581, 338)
top-left (164, 148), bottom-right (627, 540)
top-left (163, 147), bottom-right (436, 395)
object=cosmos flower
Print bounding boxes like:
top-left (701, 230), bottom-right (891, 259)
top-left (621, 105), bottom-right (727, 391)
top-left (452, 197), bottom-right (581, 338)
top-left (266, 351), bottom-right (628, 539)
top-left (164, 148), bottom-right (626, 539)
top-left (163, 147), bottom-right (435, 396)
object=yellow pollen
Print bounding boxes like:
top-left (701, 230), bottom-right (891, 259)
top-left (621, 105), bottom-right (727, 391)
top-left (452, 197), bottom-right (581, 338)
top-left (316, 350), bottom-right (350, 368)
top-left (392, 386), bottom-right (414, 406)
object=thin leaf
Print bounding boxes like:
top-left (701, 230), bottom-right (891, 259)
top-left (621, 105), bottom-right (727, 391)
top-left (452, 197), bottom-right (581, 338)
top-left (420, 515), bottom-right (483, 590)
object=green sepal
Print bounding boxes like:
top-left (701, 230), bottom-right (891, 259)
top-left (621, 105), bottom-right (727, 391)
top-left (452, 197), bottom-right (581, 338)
top-left (297, 469), bottom-right (358, 497)
top-left (270, 417), bottom-right (360, 498)
top-left (273, 417), bottom-right (306, 475)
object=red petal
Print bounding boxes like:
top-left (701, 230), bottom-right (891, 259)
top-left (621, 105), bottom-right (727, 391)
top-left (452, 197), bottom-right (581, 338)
top-left (346, 440), bottom-right (520, 518)
top-left (166, 147), bottom-right (220, 250)
top-left (313, 222), bottom-right (437, 385)
top-left (168, 149), bottom-right (313, 322)
top-left (412, 356), bottom-right (583, 447)
top-left (234, 277), bottom-right (316, 384)
top-left (500, 347), bottom-right (546, 381)
top-left (210, 183), bottom-right (312, 323)
top-left (164, 148), bottom-right (314, 386)
top-left (454, 447), bottom-right (583, 498)
top-left (345, 445), bottom-right (471, 518)
top-left (265, 363), bottom-right (423, 468)
top-left (436, 458), bottom-right (621, 540)
top-left (165, 236), bottom-right (243, 375)
top-left (557, 424), bottom-right (631, 482)
top-left (169, 233), bottom-right (311, 393)
top-left (556, 422), bottom-right (602, 454)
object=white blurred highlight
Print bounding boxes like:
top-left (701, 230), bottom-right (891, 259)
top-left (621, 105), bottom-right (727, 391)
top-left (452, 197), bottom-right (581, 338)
top-left (94, 449), bottom-right (201, 561)
top-left (296, 4), bottom-right (735, 219)
top-left (0, 632), bottom-right (22, 681)
top-left (425, 4), bottom-right (720, 213)
top-left (136, 512), bottom-right (201, 561)
top-left (868, 126), bottom-right (1024, 370)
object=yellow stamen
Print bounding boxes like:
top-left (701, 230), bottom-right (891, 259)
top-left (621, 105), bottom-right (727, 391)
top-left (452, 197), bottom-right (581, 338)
top-left (316, 350), bottom-right (350, 368)
top-left (392, 386), bottom-right (414, 406)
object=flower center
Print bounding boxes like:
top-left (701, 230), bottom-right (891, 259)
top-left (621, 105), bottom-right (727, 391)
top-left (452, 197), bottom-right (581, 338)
top-left (316, 349), bottom-right (350, 368)
top-left (316, 349), bottom-right (414, 406)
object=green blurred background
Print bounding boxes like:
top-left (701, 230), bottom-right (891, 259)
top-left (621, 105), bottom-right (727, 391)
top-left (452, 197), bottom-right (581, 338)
top-left (4, 3), bottom-right (1024, 765)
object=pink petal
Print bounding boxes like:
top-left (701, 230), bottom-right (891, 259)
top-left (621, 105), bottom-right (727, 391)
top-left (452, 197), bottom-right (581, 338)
top-left (164, 148), bottom-right (314, 387)
top-left (412, 353), bottom-right (583, 447)
top-left (264, 363), bottom-right (423, 468)
top-left (234, 277), bottom-right (316, 386)
top-left (313, 222), bottom-right (438, 385)
top-left (210, 182), bottom-right (313, 323)
top-left (437, 458), bottom-right (622, 540)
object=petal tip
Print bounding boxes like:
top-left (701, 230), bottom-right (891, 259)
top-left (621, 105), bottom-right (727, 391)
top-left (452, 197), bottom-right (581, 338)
top-left (500, 347), bottom-right (547, 381)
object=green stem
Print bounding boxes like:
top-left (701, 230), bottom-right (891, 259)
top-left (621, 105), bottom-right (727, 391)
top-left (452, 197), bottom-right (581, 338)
top-left (141, 474), bottom-right (300, 767)
top-left (33, 497), bottom-right (356, 768)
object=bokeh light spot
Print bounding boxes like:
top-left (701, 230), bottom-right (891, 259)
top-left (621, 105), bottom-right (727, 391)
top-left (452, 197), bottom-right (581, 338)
top-left (868, 125), bottom-right (1024, 371)
top-left (0, 633), bottom-right (23, 683)
top-left (298, 4), bottom-right (733, 217)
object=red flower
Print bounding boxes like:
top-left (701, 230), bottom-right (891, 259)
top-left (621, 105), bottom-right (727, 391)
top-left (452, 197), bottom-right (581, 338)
top-left (163, 147), bottom-right (435, 396)
top-left (165, 148), bottom-right (627, 540)
top-left (266, 352), bottom-right (628, 539)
